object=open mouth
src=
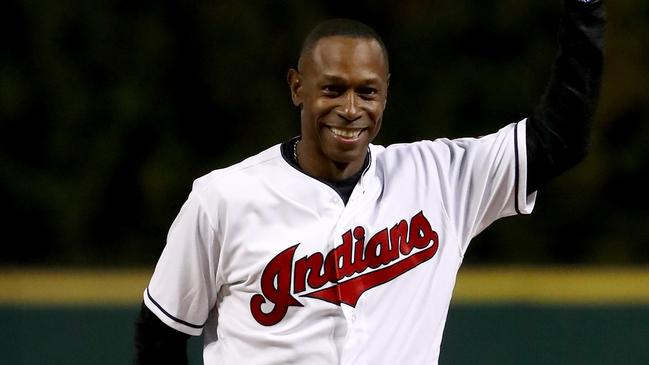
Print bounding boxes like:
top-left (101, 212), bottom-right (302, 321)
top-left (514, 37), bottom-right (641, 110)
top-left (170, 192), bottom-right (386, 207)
top-left (328, 126), bottom-right (365, 140)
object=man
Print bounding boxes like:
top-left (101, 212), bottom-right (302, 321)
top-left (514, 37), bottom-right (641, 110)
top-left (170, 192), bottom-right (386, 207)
top-left (135, 0), bottom-right (605, 363)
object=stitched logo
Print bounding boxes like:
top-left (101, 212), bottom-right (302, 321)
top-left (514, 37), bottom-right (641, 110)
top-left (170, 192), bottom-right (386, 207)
top-left (250, 211), bottom-right (439, 326)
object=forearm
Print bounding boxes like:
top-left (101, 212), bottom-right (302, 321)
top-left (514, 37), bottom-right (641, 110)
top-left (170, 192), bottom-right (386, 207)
top-left (134, 302), bottom-right (190, 365)
top-left (526, 0), bottom-right (606, 192)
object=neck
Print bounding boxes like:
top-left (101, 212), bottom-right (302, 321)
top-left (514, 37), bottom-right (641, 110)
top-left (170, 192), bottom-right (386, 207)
top-left (295, 139), bottom-right (367, 182)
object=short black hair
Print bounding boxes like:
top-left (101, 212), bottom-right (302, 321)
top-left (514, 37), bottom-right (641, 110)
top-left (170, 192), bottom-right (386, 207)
top-left (298, 18), bottom-right (389, 70)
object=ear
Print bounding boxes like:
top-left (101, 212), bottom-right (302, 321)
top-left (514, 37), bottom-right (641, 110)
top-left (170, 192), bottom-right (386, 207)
top-left (287, 68), bottom-right (303, 107)
top-left (383, 73), bottom-right (391, 111)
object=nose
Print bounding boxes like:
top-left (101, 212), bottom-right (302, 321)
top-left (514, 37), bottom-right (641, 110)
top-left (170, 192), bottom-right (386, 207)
top-left (336, 92), bottom-right (362, 121)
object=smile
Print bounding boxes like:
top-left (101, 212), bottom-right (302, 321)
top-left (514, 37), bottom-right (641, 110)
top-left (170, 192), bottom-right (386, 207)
top-left (328, 126), bottom-right (365, 139)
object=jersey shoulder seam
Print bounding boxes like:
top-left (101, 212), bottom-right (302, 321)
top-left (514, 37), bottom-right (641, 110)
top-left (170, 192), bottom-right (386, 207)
top-left (199, 145), bottom-right (283, 181)
top-left (188, 191), bottom-right (218, 233)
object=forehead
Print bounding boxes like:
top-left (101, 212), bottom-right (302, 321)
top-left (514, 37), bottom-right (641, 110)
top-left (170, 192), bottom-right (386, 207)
top-left (301, 36), bottom-right (389, 81)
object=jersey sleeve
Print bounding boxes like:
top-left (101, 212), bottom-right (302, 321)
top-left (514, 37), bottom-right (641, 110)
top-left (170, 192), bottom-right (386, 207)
top-left (143, 191), bottom-right (221, 336)
top-left (423, 120), bottom-right (536, 255)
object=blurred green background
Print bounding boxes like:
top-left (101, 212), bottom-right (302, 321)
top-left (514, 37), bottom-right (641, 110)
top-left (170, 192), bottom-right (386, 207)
top-left (1, 0), bottom-right (649, 364)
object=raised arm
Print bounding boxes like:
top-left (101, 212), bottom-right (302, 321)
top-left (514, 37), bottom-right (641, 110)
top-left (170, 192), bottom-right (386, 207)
top-left (526, 0), bottom-right (606, 192)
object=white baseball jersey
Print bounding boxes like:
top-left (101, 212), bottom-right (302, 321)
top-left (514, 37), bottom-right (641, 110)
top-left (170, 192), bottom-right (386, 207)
top-left (144, 119), bottom-right (536, 364)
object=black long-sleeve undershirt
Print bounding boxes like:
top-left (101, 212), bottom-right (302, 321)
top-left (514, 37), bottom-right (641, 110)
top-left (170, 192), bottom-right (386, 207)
top-left (526, 0), bottom-right (605, 192)
top-left (133, 1), bottom-right (606, 363)
top-left (133, 302), bottom-right (190, 364)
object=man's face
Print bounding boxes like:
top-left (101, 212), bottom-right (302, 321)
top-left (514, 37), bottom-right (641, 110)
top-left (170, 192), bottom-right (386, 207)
top-left (288, 36), bottom-right (389, 179)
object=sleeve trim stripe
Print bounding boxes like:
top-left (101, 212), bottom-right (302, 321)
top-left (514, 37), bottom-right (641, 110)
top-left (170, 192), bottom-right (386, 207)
top-left (513, 122), bottom-right (522, 215)
top-left (146, 287), bottom-right (205, 329)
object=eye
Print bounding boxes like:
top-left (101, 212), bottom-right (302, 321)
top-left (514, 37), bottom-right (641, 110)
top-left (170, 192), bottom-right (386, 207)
top-left (322, 85), bottom-right (343, 96)
top-left (357, 87), bottom-right (378, 99)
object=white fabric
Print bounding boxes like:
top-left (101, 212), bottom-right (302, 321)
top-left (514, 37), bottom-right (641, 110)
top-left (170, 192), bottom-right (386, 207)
top-left (145, 120), bottom-right (536, 364)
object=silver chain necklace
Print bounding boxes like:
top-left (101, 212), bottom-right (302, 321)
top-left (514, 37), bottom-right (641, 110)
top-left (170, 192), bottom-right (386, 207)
top-left (293, 138), bottom-right (300, 164)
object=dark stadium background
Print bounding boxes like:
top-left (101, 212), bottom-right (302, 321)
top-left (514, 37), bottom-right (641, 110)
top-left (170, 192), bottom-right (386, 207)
top-left (1, 0), bottom-right (648, 364)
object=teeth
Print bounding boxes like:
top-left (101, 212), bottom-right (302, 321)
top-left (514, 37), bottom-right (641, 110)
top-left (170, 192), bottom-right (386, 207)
top-left (330, 127), bottom-right (362, 138)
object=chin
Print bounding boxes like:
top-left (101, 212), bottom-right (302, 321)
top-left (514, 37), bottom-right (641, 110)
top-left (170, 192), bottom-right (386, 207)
top-left (328, 147), bottom-right (366, 165)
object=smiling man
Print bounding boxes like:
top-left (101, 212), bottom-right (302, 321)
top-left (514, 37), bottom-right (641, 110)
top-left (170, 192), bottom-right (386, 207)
top-left (288, 31), bottom-right (389, 181)
top-left (135, 1), bottom-right (606, 364)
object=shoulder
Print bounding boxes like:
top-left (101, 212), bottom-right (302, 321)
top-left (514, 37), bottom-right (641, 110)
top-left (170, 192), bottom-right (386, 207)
top-left (377, 122), bottom-right (523, 155)
top-left (371, 122), bottom-right (522, 168)
top-left (191, 143), bottom-right (285, 199)
top-left (370, 139), bottom-right (458, 164)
